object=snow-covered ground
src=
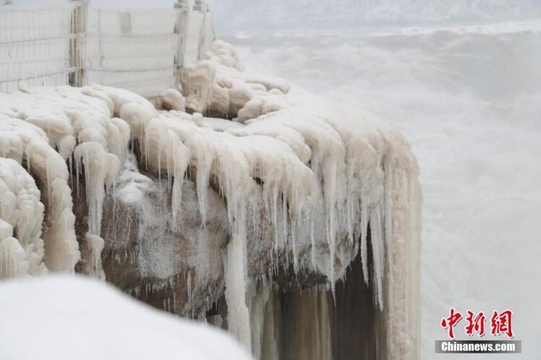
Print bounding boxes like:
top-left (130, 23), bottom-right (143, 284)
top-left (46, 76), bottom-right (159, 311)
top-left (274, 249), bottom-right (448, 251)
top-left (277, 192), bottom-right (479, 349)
top-left (225, 21), bottom-right (541, 359)
top-left (0, 275), bottom-right (252, 360)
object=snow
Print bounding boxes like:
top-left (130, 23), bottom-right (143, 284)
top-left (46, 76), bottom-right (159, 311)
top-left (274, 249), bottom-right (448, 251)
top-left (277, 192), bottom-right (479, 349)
top-left (0, 275), bottom-right (253, 360)
top-left (228, 20), bottom-right (541, 359)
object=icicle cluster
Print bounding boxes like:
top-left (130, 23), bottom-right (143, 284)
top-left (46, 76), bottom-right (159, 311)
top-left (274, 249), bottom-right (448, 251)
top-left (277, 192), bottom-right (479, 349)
top-left (0, 106), bottom-right (78, 274)
top-left (0, 158), bottom-right (46, 278)
top-left (0, 39), bottom-right (421, 359)
top-left (0, 86), bottom-right (133, 277)
top-left (179, 41), bottom-right (421, 356)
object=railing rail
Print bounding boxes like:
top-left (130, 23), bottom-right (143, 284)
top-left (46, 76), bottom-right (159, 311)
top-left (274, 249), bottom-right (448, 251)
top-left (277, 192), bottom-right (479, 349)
top-left (0, 0), bottom-right (215, 97)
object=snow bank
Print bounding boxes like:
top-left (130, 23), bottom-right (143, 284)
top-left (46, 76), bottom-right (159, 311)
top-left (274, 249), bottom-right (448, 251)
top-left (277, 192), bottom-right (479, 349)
top-left (0, 275), bottom-right (252, 360)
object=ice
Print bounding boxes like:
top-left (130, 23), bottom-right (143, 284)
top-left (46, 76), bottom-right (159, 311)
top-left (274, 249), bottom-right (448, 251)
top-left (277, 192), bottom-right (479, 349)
top-left (159, 88), bottom-right (186, 111)
top-left (0, 115), bottom-right (79, 272)
top-left (0, 35), bottom-right (422, 359)
top-left (202, 116), bottom-right (244, 131)
top-left (0, 86), bottom-right (156, 278)
top-left (74, 142), bottom-right (114, 235)
top-left (171, 40), bottom-right (420, 353)
top-left (115, 153), bottom-right (155, 204)
top-left (231, 20), bottom-right (539, 359)
top-left (0, 159), bottom-right (46, 278)
top-left (182, 60), bottom-right (217, 113)
top-left (225, 226), bottom-right (252, 351)
top-left (78, 233), bottom-right (106, 280)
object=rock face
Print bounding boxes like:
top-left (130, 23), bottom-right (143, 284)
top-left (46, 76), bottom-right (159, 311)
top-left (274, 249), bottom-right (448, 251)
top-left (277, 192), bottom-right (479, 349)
top-left (100, 177), bottom-right (229, 318)
top-left (82, 173), bottom-right (389, 359)
top-left (73, 167), bottom-right (387, 359)
top-left (0, 40), bottom-right (421, 360)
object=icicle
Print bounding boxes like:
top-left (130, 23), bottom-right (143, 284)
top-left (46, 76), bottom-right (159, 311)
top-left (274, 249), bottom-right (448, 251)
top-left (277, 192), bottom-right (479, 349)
top-left (79, 233), bottom-right (105, 280)
top-left (0, 237), bottom-right (28, 279)
top-left (0, 159), bottom-right (47, 278)
top-left (224, 205), bottom-right (251, 352)
top-left (360, 203), bottom-right (370, 285)
top-left (73, 142), bottom-right (112, 236)
top-left (249, 283), bottom-right (271, 360)
top-left (370, 202), bottom-right (385, 309)
top-left (291, 219), bottom-right (299, 274)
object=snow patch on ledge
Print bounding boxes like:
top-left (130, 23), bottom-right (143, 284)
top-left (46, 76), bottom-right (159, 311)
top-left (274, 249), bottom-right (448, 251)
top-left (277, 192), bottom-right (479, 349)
top-left (0, 275), bottom-right (252, 360)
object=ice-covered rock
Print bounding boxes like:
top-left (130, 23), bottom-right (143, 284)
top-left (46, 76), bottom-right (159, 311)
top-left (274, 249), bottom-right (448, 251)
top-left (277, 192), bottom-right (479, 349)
top-left (0, 39), bottom-right (421, 360)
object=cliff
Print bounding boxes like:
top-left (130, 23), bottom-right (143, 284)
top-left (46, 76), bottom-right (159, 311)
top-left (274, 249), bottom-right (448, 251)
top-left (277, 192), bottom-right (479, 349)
top-left (0, 40), bottom-right (421, 359)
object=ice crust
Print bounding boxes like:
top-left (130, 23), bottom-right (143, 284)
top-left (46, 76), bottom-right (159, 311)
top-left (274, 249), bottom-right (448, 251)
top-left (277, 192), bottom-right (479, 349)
top-left (0, 40), bottom-right (420, 359)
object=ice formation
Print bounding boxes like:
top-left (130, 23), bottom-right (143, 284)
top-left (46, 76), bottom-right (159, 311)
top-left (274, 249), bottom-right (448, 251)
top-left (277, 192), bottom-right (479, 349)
top-left (0, 39), bottom-right (421, 359)
top-left (0, 158), bottom-right (46, 278)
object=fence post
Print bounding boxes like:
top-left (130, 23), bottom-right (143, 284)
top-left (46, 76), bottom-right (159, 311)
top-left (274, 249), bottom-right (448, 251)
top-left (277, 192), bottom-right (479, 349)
top-left (195, 0), bottom-right (215, 61)
top-left (174, 0), bottom-right (190, 88)
top-left (193, 0), bottom-right (209, 12)
top-left (69, 0), bottom-right (88, 87)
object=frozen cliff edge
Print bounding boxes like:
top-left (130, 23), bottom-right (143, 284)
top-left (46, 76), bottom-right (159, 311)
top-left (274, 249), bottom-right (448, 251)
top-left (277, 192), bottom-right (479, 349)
top-left (0, 40), bottom-right (421, 359)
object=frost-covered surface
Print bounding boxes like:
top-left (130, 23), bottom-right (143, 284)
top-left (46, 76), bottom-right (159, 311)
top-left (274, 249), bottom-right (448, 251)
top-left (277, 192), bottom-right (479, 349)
top-left (1, 2), bottom-right (216, 96)
top-left (84, 7), bottom-right (182, 97)
top-left (0, 39), bottom-right (421, 358)
top-left (228, 21), bottom-right (541, 359)
top-left (0, 4), bottom-right (76, 92)
top-left (0, 275), bottom-right (252, 360)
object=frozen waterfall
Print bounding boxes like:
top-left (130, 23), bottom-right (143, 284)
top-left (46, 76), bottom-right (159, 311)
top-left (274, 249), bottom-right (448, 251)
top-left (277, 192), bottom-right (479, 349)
top-left (0, 40), bottom-right (421, 359)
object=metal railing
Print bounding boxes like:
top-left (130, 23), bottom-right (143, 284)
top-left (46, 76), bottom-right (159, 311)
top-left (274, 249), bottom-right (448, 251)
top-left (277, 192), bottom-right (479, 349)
top-left (0, 0), bottom-right (216, 97)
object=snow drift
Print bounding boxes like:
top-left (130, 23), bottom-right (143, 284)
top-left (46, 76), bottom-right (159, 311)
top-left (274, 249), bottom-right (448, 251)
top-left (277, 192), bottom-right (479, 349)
top-left (0, 39), bottom-right (421, 359)
top-left (0, 275), bottom-right (252, 360)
